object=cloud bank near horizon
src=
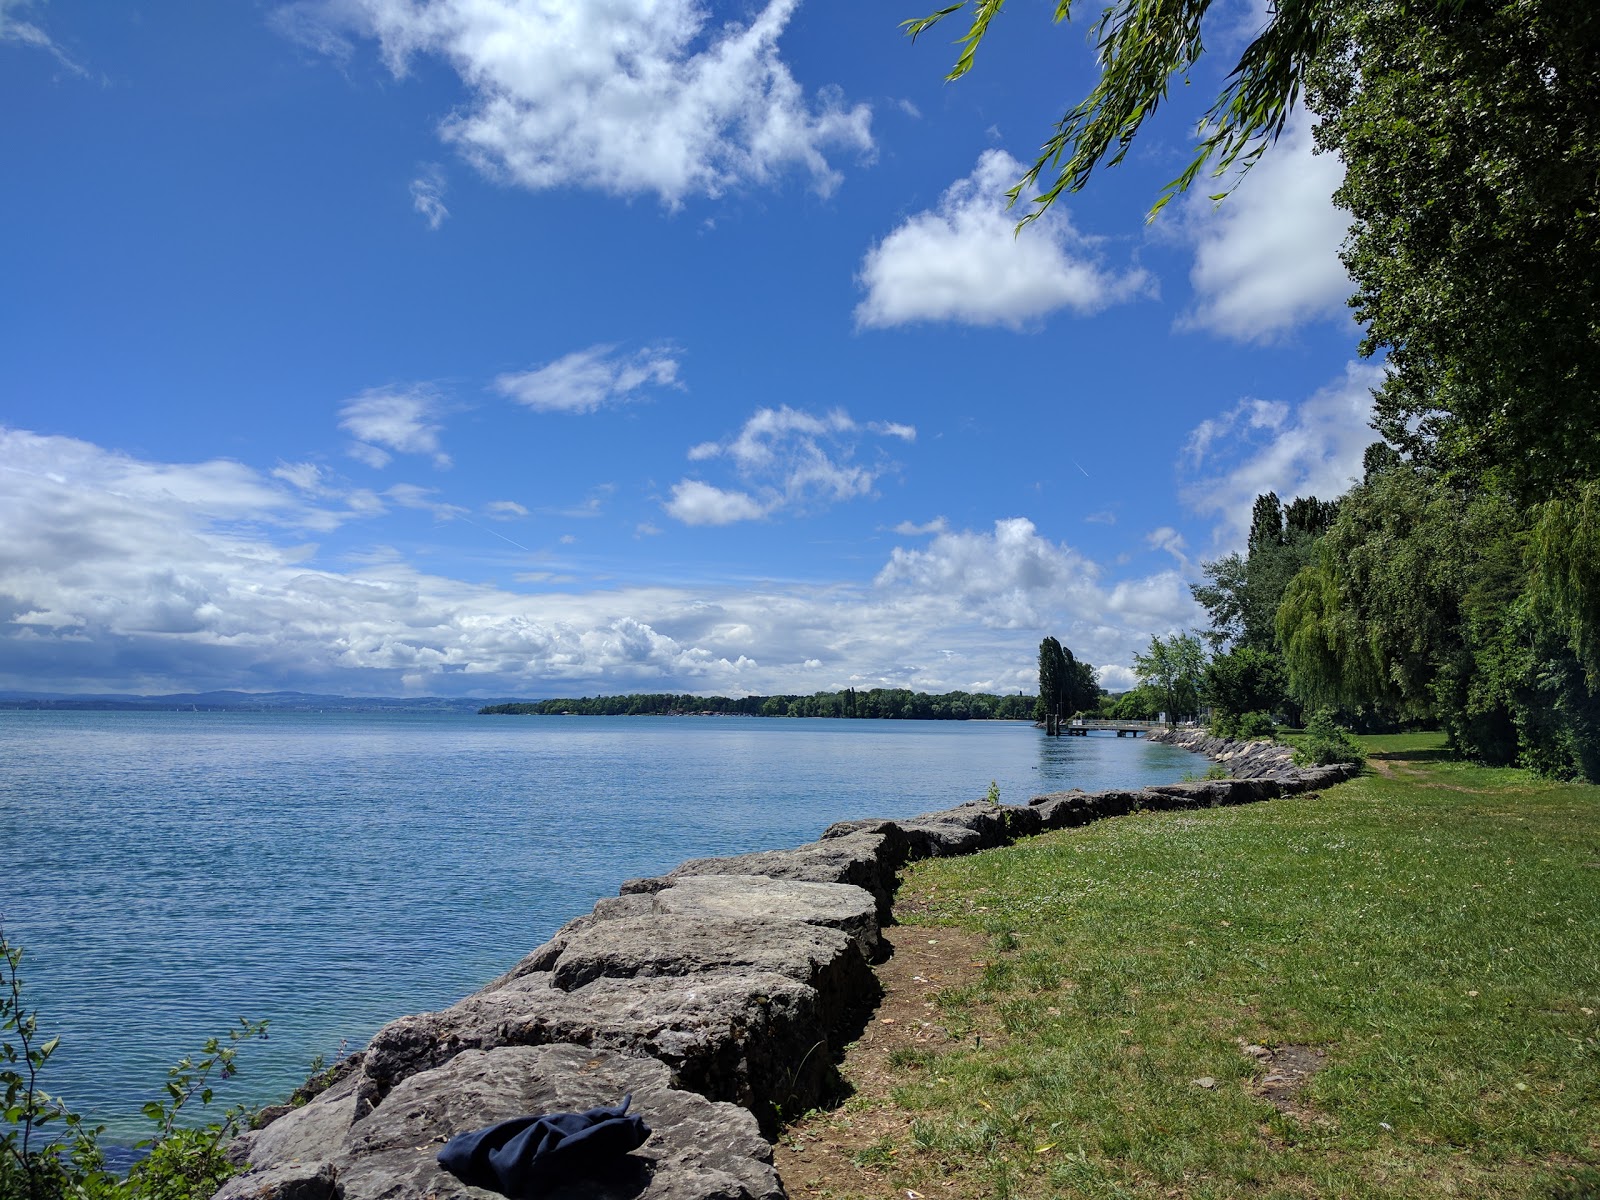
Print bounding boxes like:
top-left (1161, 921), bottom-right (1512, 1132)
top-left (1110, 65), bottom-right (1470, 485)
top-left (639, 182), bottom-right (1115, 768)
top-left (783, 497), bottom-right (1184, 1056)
top-left (0, 424), bottom-right (1201, 698)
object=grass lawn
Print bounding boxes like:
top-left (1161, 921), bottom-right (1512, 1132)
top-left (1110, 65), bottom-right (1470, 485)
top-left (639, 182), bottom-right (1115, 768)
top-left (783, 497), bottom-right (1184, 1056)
top-left (793, 733), bottom-right (1600, 1199)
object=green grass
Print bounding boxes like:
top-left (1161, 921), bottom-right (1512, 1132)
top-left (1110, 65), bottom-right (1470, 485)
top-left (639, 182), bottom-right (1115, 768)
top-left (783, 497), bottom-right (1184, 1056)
top-left (875, 733), bottom-right (1600, 1198)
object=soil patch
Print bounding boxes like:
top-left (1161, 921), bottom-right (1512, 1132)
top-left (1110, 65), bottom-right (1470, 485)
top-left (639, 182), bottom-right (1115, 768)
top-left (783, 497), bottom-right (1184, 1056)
top-left (776, 923), bottom-right (994, 1199)
top-left (1238, 1040), bottom-right (1329, 1123)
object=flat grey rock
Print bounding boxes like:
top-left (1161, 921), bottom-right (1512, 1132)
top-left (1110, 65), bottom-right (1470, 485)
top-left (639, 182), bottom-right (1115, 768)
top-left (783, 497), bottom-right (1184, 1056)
top-left (650, 830), bottom-right (901, 919)
top-left (359, 968), bottom-right (835, 1118)
top-left (549, 914), bottom-right (876, 1034)
top-left (230, 1073), bottom-right (362, 1171)
top-left (332, 1045), bottom-right (782, 1200)
top-left (650, 874), bottom-right (882, 962)
top-left (482, 893), bottom-right (657, 986)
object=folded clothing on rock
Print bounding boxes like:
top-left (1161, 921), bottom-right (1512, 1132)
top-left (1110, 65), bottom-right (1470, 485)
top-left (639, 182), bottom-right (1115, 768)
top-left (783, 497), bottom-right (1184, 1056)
top-left (436, 1094), bottom-right (652, 1197)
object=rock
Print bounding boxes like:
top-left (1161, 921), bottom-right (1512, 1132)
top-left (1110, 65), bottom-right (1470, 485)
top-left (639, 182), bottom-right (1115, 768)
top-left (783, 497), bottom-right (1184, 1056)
top-left (332, 1045), bottom-right (782, 1200)
top-left (481, 893), bottom-right (657, 986)
top-left (1145, 780), bottom-right (1246, 808)
top-left (230, 1072), bottom-right (362, 1171)
top-left (1027, 793), bottom-right (1097, 830)
top-left (212, 1161), bottom-right (338, 1200)
top-left (359, 968), bottom-right (837, 1120)
top-left (650, 874), bottom-right (882, 962)
top-left (651, 830), bottom-right (901, 920)
top-left (549, 915), bottom-right (877, 1034)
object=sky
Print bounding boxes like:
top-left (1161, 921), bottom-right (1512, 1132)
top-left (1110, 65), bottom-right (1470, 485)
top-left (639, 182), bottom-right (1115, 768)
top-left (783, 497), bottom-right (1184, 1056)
top-left (0, 0), bottom-right (1377, 699)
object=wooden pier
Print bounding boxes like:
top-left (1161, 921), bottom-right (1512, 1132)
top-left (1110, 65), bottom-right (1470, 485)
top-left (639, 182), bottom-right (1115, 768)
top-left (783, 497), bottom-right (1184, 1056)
top-left (1063, 719), bottom-right (1163, 737)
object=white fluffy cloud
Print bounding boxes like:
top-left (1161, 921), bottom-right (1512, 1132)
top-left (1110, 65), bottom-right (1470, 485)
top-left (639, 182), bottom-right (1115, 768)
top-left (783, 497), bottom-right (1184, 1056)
top-left (1181, 361), bottom-right (1382, 546)
top-left (495, 344), bottom-right (681, 414)
top-left (339, 385), bottom-right (451, 468)
top-left (0, 426), bottom-right (1197, 697)
top-left (666, 406), bottom-right (912, 525)
top-left (663, 480), bottom-right (767, 526)
top-left (1178, 110), bottom-right (1351, 341)
top-left (279, 0), bottom-right (873, 206)
top-left (855, 150), bottom-right (1154, 330)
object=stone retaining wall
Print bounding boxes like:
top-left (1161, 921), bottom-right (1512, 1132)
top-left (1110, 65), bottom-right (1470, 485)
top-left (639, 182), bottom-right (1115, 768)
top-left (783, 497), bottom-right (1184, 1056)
top-left (217, 736), bottom-right (1359, 1200)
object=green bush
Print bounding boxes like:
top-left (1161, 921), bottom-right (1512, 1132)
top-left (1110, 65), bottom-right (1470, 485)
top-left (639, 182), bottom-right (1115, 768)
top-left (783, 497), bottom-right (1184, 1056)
top-left (1292, 709), bottom-right (1368, 767)
top-left (1236, 710), bottom-right (1276, 739)
top-left (1210, 710), bottom-right (1275, 741)
top-left (2, 926), bottom-right (266, 1200)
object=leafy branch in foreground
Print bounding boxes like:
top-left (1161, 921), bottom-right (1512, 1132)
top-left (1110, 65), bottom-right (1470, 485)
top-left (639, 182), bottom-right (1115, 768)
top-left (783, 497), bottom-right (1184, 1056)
top-left (903, 0), bottom-right (1467, 220)
top-left (2, 924), bottom-right (267, 1200)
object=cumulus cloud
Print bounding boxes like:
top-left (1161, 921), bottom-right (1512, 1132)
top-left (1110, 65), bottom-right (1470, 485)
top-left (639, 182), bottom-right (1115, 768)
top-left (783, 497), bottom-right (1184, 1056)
top-left (666, 406), bottom-right (912, 525)
top-left (1177, 109), bottom-right (1351, 341)
top-left (0, 425), bottom-right (1202, 698)
top-left (855, 150), bottom-right (1154, 330)
top-left (410, 164), bottom-right (449, 229)
top-left (278, 0), bottom-right (873, 206)
top-left (339, 385), bottom-right (451, 468)
top-left (485, 499), bottom-right (528, 519)
top-left (495, 344), bottom-right (681, 414)
top-left (872, 518), bottom-right (1203, 686)
top-left (664, 480), bottom-right (767, 526)
top-left (1181, 361), bottom-right (1383, 546)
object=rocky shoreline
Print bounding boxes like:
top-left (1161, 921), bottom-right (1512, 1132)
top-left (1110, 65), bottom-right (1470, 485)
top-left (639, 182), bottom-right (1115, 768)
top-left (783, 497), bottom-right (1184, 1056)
top-left (217, 734), bottom-right (1358, 1200)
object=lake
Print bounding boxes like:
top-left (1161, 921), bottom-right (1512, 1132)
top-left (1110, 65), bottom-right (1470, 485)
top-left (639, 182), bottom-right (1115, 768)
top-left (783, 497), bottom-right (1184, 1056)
top-left (0, 710), bottom-right (1203, 1136)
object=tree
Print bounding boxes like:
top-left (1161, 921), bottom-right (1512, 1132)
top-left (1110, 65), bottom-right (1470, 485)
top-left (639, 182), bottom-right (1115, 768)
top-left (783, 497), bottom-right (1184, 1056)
top-left (1132, 633), bottom-right (1205, 725)
top-left (1205, 645), bottom-right (1287, 721)
top-left (1037, 637), bottom-right (1099, 734)
top-left (1274, 456), bottom-right (1599, 776)
top-left (1193, 491), bottom-right (1336, 706)
top-left (1306, 0), bottom-right (1600, 494)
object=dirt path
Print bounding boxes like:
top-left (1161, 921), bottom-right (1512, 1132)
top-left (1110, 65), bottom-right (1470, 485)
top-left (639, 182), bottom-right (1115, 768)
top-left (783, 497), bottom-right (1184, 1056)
top-left (775, 911), bottom-right (995, 1199)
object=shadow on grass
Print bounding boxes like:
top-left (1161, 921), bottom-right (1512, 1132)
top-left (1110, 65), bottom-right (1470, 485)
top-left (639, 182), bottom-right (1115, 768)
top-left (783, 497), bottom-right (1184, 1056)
top-left (1373, 748), bottom-right (1456, 763)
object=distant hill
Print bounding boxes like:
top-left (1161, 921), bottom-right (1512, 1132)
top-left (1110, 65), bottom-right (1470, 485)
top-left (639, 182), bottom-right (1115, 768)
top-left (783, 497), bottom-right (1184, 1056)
top-left (0, 690), bottom-right (502, 713)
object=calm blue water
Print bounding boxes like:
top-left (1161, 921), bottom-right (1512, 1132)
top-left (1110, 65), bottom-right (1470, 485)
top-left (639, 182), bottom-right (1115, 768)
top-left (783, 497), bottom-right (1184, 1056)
top-left (0, 711), bottom-right (1201, 1136)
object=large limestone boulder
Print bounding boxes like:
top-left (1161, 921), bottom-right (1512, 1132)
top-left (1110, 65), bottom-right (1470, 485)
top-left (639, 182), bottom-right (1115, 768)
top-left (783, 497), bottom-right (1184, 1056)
top-left (624, 830), bottom-right (901, 920)
top-left (547, 915), bottom-right (877, 1034)
top-left (225, 1045), bottom-right (783, 1200)
top-left (648, 875), bottom-right (881, 962)
top-left (356, 968), bottom-right (834, 1123)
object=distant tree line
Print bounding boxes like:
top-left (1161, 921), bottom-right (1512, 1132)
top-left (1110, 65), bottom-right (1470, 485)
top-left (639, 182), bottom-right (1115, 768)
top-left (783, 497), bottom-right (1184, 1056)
top-left (479, 687), bottom-right (1039, 721)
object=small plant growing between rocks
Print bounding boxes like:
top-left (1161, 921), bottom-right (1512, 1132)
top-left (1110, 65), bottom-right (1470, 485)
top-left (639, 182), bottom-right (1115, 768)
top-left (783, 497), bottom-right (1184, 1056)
top-left (2, 925), bottom-right (268, 1200)
top-left (984, 781), bottom-right (1001, 808)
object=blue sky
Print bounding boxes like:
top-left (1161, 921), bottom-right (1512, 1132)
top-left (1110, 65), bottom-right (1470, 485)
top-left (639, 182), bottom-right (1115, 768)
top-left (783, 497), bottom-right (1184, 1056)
top-left (1, 0), bottom-right (1377, 698)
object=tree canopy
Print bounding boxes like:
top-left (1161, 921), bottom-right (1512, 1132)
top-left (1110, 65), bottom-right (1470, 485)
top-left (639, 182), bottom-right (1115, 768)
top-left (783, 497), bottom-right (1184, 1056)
top-left (1132, 632), bottom-right (1205, 725)
top-left (1037, 637), bottom-right (1100, 733)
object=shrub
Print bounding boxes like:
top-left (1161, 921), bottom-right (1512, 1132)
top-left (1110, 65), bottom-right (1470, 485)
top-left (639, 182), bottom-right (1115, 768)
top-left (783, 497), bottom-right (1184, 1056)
top-left (2, 925), bottom-right (267, 1200)
top-left (1210, 710), bottom-right (1275, 741)
top-left (1292, 709), bottom-right (1367, 767)
top-left (1236, 711), bottom-right (1276, 739)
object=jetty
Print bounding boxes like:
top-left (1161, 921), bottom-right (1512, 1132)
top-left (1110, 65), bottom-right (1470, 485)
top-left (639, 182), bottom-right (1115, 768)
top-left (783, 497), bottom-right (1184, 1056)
top-left (1063, 718), bottom-right (1163, 737)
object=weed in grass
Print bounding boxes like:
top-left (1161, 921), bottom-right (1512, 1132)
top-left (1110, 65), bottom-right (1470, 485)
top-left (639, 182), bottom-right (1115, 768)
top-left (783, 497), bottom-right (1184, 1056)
top-left (886, 1045), bottom-right (932, 1070)
top-left (848, 1136), bottom-right (896, 1169)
